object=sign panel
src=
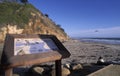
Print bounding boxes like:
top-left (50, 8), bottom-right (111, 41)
top-left (14, 38), bottom-right (59, 55)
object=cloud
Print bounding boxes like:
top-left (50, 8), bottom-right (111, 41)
top-left (71, 26), bottom-right (120, 37)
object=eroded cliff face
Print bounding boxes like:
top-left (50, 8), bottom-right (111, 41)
top-left (0, 4), bottom-right (69, 42)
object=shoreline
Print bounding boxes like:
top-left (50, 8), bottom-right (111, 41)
top-left (77, 38), bottom-right (120, 45)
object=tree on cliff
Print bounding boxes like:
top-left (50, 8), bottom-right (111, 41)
top-left (20, 0), bottom-right (28, 4)
top-left (44, 14), bottom-right (49, 17)
top-left (0, 0), bottom-right (28, 4)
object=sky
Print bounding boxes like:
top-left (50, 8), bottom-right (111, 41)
top-left (29, 0), bottom-right (120, 38)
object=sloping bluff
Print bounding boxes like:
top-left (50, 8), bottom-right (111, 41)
top-left (0, 3), bottom-right (69, 42)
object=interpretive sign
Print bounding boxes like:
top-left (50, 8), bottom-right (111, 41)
top-left (1, 34), bottom-right (70, 76)
top-left (14, 38), bottom-right (58, 55)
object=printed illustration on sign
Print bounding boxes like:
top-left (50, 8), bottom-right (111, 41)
top-left (14, 38), bottom-right (58, 55)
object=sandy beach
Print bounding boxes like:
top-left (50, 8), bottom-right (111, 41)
top-left (63, 39), bottom-right (120, 64)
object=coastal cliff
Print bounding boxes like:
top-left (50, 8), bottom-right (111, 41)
top-left (0, 3), bottom-right (69, 42)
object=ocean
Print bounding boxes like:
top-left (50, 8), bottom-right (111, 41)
top-left (77, 38), bottom-right (120, 45)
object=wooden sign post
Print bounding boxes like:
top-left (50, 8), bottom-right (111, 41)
top-left (1, 34), bottom-right (70, 76)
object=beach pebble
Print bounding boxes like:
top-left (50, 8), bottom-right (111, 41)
top-left (31, 66), bottom-right (45, 75)
top-left (62, 67), bottom-right (71, 76)
top-left (71, 63), bottom-right (83, 70)
top-left (64, 63), bottom-right (71, 69)
top-left (51, 67), bottom-right (70, 76)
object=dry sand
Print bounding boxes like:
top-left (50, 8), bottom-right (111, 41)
top-left (62, 39), bottom-right (120, 64)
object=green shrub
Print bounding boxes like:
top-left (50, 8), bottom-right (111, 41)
top-left (0, 2), bottom-right (37, 28)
